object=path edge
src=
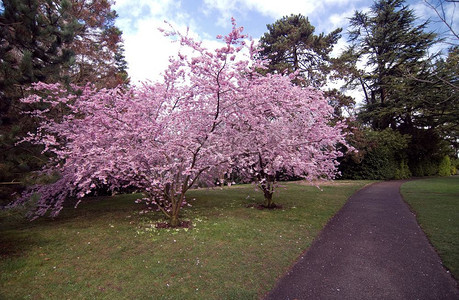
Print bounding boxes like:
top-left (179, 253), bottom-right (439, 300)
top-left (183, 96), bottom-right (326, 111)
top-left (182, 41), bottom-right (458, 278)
top-left (260, 180), bottom-right (380, 299)
top-left (398, 178), bottom-right (459, 285)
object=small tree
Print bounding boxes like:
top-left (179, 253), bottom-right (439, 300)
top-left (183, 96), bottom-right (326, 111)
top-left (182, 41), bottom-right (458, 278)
top-left (230, 73), bottom-right (348, 208)
top-left (438, 155), bottom-right (452, 176)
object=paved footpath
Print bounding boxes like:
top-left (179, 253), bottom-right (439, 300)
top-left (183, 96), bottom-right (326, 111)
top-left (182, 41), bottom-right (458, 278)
top-left (264, 181), bottom-right (459, 300)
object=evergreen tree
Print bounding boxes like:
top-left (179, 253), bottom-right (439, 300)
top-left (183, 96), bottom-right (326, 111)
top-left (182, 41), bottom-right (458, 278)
top-left (114, 44), bottom-right (129, 85)
top-left (420, 47), bottom-right (457, 146)
top-left (0, 0), bottom-right (127, 185)
top-left (402, 46), bottom-right (459, 162)
top-left (342, 0), bottom-right (457, 178)
top-left (0, 0), bottom-right (78, 184)
top-left (1, 0), bottom-right (78, 111)
top-left (259, 14), bottom-right (342, 87)
top-left (68, 0), bottom-right (129, 87)
top-left (347, 0), bottom-right (437, 130)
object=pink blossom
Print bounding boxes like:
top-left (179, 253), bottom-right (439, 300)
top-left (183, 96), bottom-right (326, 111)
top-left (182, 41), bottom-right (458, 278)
top-left (11, 20), bottom-right (349, 223)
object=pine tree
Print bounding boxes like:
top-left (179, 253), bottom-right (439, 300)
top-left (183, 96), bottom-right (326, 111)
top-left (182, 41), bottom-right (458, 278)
top-left (344, 0), bottom-right (456, 177)
top-left (259, 14), bottom-right (341, 87)
top-left (68, 1), bottom-right (129, 87)
top-left (347, 0), bottom-right (436, 130)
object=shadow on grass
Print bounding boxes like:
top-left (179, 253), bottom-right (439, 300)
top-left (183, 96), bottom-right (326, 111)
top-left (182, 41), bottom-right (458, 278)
top-left (51, 194), bottom-right (143, 223)
top-left (0, 194), bottom-right (145, 259)
top-left (0, 229), bottom-right (46, 258)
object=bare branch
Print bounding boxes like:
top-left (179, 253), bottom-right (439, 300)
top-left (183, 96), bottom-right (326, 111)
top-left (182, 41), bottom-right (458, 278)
top-left (423, 0), bottom-right (459, 40)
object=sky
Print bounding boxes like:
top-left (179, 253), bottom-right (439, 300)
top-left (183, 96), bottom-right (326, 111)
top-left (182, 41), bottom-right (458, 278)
top-left (113, 0), bottom-right (458, 89)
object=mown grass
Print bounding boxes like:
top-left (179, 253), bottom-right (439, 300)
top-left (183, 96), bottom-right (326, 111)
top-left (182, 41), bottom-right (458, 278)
top-left (401, 176), bottom-right (459, 281)
top-left (1, 180), bottom-right (372, 299)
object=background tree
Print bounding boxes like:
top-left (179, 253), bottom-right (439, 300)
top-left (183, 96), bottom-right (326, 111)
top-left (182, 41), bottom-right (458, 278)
top-left (338, 128), bottom-right (411, 180)
top-left (67, 0), bottom-right (129, 87)
top-left (233, 74), bottom-right (348, 208)
top-left (341, 0), bottom-right (458, 176)
top-left (423, 0), bottom-right (458, 45)
top-left (415, 0), bottom-right (458, 158)
top-left (347, 0), bottom-right (437, 130)
top-left (403, 46), bottom-right (458, 159)
top-left (258, 14), bottom-right (342, 88)
top-left (0, 0), bottom-right (127, 190)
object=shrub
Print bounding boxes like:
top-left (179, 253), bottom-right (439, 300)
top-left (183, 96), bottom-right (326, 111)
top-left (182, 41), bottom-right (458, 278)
top-left (411, 159), bottom-right (439, 177)
top-left (438, 156), bottom-right (451, 176)
top-left (339, 128), bottom-right (410, 180)
top-left (451, 158), bottom-right (458, 175)
top-left (395, 160), bottom-right (412, 179)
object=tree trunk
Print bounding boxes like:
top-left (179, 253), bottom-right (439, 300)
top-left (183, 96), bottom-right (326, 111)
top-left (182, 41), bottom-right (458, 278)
top-left (170, 214), bottom-right (180, 227)
top-left (164, 183), bottom-right (181, 227)
top-left (263, 189), bottom-right (275, 208)
top-left (262, 176), bottom-right (275, 208)
top-left (293, 46), bottom-right (299, 72)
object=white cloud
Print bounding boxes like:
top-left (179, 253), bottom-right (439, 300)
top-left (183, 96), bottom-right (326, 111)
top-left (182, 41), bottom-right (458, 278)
top-left (203, 0), bottom-right (364, 22)
top-left (114, 0), bottom-right (202, 83)
top-left (122, 19), bottom-right (179, 83)
top-left (329, 8), bottom-right (355, 29)
top-left (113, 0), bottom-right (375, 84)
top-left (122, 19), bottom-right (228, 83)
top-left (203, 0), bottom-right (319, 21)
top-left (330, 38), bottom-right (349, 58)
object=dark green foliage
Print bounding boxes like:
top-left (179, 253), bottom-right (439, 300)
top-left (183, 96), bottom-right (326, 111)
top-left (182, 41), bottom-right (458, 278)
top-left (395, 160), bottom-right (411, 179)
top-left (348, 0), bottom-right (436, 130)
top-left (0, 0), bottom-right (78, 89)
top-left (0, 0), bottom-right (79, 184)
top-left (412, 46), bottom-right (459, 155)
top-left (340, 0), bottom-right (457, 179)
top-left (0, 126), bottom-right (42, 175)
top-left (404, 127), bottom-right (454, 177)
top-left (452, 158), bottom-right (459, 175)
top-left (438, 156), bottom-right (452, 176)
top-left (339, 128), bottom-right (410, 180)
top-left (114, 44), bottom-right (129, 84)
top-left (411, 159), bottom-right (439, 177)
top-left (259, 14), bottom-right (341, 87)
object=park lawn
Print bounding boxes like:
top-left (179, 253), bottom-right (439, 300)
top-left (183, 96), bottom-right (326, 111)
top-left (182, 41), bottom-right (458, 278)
top-left (1, 180), bottom-right (372, 299)
top-left (401, 176), bottom-right (459, 281)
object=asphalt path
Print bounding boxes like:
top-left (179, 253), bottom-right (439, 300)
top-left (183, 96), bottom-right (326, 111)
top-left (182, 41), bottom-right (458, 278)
top-left (264, 181), bottom-right (459, 300)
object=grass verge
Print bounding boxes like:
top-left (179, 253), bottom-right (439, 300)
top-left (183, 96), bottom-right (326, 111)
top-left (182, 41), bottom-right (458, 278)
top-left (401, 176), bottom-right (459, 281)
top-left (1, 180), bottom-right (372, 299)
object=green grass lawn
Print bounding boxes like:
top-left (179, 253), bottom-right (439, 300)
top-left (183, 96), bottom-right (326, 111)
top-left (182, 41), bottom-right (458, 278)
top-left (401, 176), bottom-right (459, 281)
top-left (1, 180), bottom-right (372, 299)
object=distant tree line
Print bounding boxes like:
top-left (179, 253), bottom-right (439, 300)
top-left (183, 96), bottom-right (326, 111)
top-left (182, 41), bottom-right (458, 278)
top-left (258, 0), bottom-right (458, 180)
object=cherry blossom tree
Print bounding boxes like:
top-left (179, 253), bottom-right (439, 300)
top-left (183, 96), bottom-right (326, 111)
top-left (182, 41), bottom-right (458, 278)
top-left (11, 20), bottom-right (349, 225)
top-left (228, 72), bottom-right (348, 208)
top-left (13, 21), bottom-right (256, 226)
